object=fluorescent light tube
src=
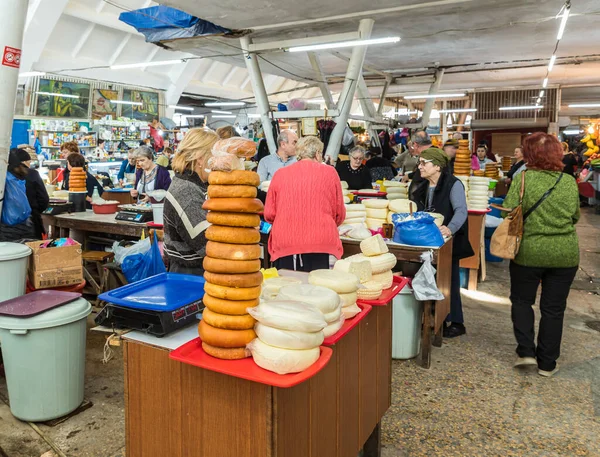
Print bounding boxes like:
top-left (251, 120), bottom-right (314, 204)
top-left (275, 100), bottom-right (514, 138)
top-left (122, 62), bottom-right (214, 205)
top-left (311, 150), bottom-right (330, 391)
top-left (562, 129), bottom-right (581, 135)
top-left (568, 103), bottom-right (600, 108)
top-left (36, 91), bottom-right (79, 99)
top-left (20, 71), bottom-right (45, 77)
top-left (548, 55), bottom-right (557, 72)
top-left (536, 98), bottom-right (542, 105)
top-left (205, 102), bottom-right (246, 107)
top-left (557, 5), bottom-right (570, 40)
top-left (184, 114), bottom-right (205, 118)
top-left (212, 115), bottom-right (237, 119)
top-left (539, 90), bottom-right (545, 98)
top-left (211, 110), bottom-right (232, 114)
top-left (437, 108), bottom-right (478, 114)
top-left (110, 59), bottom-right (183, 70)
top-left (169, 105), bottom-right (194, 111)
top-left (499, 105), bottom-right (544, 111)
top-left (543, 78), bottom-right (548, 88)
top-left (404, 93), bottom-right (466, 100)
top-left (247, 114), bottom-right (262, 118)
top-left (289, 36), bottom-right (400, 53)
top-left (109, 100), bottom-right (143, 106)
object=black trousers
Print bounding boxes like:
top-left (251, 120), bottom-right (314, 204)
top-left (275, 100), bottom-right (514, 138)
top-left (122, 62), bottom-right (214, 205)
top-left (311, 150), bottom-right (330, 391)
top-left (446, 257), bottom-right (464, 324)
top-left (509, 261), bottom-right (578, 371)
top-left (274, 253), bottom-right (329, 273)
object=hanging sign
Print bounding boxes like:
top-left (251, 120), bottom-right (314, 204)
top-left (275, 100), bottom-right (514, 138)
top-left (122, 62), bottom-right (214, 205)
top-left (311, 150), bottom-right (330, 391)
top-left (2, 46), bottom-right (21, 68)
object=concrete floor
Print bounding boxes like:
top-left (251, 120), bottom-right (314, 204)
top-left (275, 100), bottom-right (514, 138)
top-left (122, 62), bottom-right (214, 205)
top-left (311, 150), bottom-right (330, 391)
top-left (1, 209), bottom-right (599, 457)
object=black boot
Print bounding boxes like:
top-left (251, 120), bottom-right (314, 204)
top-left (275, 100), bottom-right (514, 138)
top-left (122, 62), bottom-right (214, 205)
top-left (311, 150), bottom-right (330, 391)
top-left (443, 322), bottom-right (466, 338)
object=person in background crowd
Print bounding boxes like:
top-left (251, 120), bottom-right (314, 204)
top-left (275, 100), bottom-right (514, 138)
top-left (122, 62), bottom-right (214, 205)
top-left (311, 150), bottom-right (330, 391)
top-left (506, 146), bottom-right (527, 185)
top-left (216, 126), bottom-right (235, 139)
top-left (94, 139), bottom-right (107, 159)
top-left (407, 130), bottom-right (433, 196)
top-left (131, 146), bottom-right (171, 203)
top-left (394, 141), bottom-right (420, 176)
top-left (336, 146), bottom-right (372, 190)
top-left (148, 117), bottom-right (165, 152)
top-left (366, 147), bottom-right (395, 182)
top-left (410, 147), bottom-right (473, 338)
top-left (58, 141), bottom-right (81, 186)
top-left (117, 149), bottom-right (137, 186)
top-left (504, 132), bottom-right (579, 377)
top-left (561, 142), bottom-right (578, 177)
top-left (63, 154), bottom-right (104, 208)
top-left (156, 146), bottom-right (173, 170)
top-left (265, 136), bottom-right (346, 272)
top-left (443, 139), bottom-right (459, 175)
top-left (257, 129), bottom-right (298, 183)
top-left (23, 151), bottom-right (50, 239)
top-left (473, 144), bottom-right (495, 170)
top-left (452, 132), bottom-right (464, 142)
top-left (163, 128), bottom-right (219, 275)
top-left (0, 149), bottom-right (35, 242)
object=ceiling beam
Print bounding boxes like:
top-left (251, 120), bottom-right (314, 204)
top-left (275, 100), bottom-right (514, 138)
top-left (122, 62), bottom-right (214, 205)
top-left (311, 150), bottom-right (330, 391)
top-left (95, 0), bottom-right (105, 13)
top-left (221, 66), bottom-right (238, 86)
top-left (63, 3), bottom-right (144, 36)
top-left (140, 47), bottom-right (160, 72)
top-left (240, 75), bottom-right (251, 90)
top-left (108, 34), bottom-right (132, 66)
top-left (71, 23), bottom-right (95, 58)
top-left (248, 31), bottom-right (360, 53)
top-left (20, 0), bottom-right (69, 73)
top-left (165, 59), bottom-right (205, 116)
top-left (201, 60), bottom-right (221, 83)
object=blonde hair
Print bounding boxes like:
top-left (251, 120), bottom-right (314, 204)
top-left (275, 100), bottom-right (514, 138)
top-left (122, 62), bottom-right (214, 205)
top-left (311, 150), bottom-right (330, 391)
top-left (296, 136), bottom-right (324, 160)
top-left (216, 126), bottom-right (235, 139)
top-left (172, 128), bottom-right (219, 174)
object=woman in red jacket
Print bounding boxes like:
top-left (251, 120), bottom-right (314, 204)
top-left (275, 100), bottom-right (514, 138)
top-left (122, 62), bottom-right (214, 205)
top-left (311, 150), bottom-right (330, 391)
top-left (264, 136), bottom-right (346, 272)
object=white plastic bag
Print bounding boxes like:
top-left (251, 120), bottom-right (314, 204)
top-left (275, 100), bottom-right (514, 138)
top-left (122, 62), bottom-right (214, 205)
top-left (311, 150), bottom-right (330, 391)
top-left (412, 251), bottom-right (445, 301)
top-left (247, 300), bottom-right (328, 332)
top-left (112, 238), bottom-right (151, 265)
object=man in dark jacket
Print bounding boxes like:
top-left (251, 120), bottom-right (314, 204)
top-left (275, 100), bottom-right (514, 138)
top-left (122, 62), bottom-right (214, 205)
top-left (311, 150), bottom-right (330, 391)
top-left (0, 149), bottom-right (35, 242)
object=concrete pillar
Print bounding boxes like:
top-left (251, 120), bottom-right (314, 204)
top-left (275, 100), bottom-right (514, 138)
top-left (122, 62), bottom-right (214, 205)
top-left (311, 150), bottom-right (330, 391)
top-left (421, 68), bottom-right (444, 129)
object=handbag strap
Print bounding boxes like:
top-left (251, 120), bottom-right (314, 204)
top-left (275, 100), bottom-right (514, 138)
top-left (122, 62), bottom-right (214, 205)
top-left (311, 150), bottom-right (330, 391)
top-left (518, 171), bottom-right (526, 205)
top-left (523, 173), bottom-right (563, 221)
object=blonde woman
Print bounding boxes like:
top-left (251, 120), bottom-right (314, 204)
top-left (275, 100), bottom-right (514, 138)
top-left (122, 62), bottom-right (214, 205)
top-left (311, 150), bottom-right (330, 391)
top-left (163, 128), bottom-right (219, 275)
top-left (264, 136), bottom-right (346, 272)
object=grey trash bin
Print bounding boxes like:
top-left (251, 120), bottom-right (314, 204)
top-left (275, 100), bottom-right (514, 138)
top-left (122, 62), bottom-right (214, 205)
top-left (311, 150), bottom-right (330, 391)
top-left (0, 242), bottom-right (31, 301)
top-left (392, 284), bottom-right (423, 359)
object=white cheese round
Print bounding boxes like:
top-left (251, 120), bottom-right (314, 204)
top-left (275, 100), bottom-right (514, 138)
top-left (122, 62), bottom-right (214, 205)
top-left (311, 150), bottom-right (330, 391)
top-left (277, 284), bottom-right (341, 314)
top-left (308, 269), bottom-right (359, 293)
top-left (248, 339), bottom-right (320, 375)
top-left (254, 323), bottom-right (324, 350)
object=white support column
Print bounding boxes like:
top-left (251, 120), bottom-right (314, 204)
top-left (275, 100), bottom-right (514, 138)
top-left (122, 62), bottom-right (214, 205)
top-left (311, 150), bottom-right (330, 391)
top-left (324, 19), bottom-right (374, 162)
top-left (421, 68), bottom-right (444, 129)
top-left (307, 52), bottom-right (335, 109)
top-left (0, 0), bottom-right (30, 216)
top-left (356, 75), bottom-right (382, 150)
top-left (240, 36), bottom-right (277, 154)
top-left (377, 76), bottom-right (392, 115)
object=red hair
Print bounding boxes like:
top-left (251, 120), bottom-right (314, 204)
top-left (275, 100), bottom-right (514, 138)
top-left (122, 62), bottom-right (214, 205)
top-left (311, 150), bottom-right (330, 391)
top-left (522, 132), bottom-right (564, 172)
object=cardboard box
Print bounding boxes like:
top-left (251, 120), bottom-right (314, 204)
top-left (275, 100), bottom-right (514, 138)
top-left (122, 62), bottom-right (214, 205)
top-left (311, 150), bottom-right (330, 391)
top-left (26, 240), bottom-right (83, 289)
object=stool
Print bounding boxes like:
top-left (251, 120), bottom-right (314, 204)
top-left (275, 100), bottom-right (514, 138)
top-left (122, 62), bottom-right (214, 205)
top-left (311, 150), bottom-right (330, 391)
top-left (82, 251), bottom-right (115, 297)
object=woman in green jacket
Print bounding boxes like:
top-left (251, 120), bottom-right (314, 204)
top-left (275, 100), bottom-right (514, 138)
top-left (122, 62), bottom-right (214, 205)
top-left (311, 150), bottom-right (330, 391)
top-left (504, 132), bottom-right (580, 378)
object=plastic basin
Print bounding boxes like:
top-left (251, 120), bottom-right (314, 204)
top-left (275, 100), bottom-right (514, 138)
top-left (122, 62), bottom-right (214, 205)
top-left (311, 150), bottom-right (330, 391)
top-left (92, 203), bottom-right (118, 214)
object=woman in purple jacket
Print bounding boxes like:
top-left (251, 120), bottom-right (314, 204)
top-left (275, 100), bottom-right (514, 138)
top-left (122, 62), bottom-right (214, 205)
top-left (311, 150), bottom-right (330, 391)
top-left (130, 145), bottom-right (171, 203)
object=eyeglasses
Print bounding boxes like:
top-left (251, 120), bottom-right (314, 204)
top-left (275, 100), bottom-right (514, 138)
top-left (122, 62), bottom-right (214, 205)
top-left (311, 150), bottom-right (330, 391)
top-left (417, 159), bottom-right (433, 167)
top-left (350, 155), bottom-right (363, 161)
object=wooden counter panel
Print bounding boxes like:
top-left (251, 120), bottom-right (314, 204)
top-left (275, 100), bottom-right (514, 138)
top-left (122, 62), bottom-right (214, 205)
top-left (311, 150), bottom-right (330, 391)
top-left (376, 304), bottom-right (393, 419)
top-left (435, 240), bottom-right (453, 333)
top-left (309, 353), bottom-right (338, 457)
top-left (124, 342), bottom-right (183, 457)
top-left (180, 364), bottom-right (271, 457)
top-left (358, 310), bottom-right (378, 447)
top-left (274, 380), bottom-right (310, 457)
top-left (337, 327), bottom-right (361, 457)
top-left (460, 213), bottom-right (485, 270)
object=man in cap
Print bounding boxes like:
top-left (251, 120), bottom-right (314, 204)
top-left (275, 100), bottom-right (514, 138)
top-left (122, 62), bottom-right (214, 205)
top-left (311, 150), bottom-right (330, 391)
top-left (443, 139), bottom-right (459, 175)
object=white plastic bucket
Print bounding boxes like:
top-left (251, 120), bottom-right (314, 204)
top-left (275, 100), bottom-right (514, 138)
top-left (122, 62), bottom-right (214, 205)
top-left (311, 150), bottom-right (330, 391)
top-left (152, 203), bottom-right (164, 225)
top-left (392, 284), bottom-right (422, 359)
top-left (0, 243), bottom-right (31, 301)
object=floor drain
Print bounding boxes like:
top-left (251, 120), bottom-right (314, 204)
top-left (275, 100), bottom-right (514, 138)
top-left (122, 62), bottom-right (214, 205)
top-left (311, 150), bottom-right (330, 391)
top-left (585, 321), bottom-right (600, 332)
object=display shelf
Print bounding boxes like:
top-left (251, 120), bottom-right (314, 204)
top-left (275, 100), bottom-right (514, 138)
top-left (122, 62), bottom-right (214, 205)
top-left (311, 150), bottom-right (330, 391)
top-left (323, 303), bottom-right (372, 346)
top-left (357, 276), bottom-right (409, 306)
top-left (170, 338), bottom-right (333, 388)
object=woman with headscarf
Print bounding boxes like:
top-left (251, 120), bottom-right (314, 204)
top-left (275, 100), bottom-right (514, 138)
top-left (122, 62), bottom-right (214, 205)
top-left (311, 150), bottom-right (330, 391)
top-left (163, 128), bottom-right (219, 275)
top-left (410, 147), bottom-right (474, 338)
top-left (265, 136), bottom-right (346, 272)
top-left (335, 146), bottom-right (373, 190)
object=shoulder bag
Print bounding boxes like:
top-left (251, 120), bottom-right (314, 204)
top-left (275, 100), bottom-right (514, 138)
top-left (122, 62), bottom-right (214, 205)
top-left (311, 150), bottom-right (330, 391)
top-left (490, 172), bottom-right (563, 260)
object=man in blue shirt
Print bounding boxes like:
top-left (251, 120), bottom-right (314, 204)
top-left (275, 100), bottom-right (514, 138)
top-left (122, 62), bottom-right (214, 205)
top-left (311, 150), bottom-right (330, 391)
top-left (117, 149), bottom-right (137, 186)
top-left (257, 130), bottom-right (298, 183)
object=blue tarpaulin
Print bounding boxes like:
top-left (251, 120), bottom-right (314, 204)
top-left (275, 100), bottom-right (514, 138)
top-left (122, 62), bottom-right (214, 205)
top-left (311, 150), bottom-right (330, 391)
top-left (119, 6), bottom-right (231, 43)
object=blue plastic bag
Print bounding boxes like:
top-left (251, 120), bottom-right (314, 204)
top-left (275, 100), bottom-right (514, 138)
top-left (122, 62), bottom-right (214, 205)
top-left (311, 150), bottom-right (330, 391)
top-left (392, 212), bottom-right (444, 247)
top-left (1, 172), bottom-right (31, 225)
top-left (122, 232), bottom-right (166, 283)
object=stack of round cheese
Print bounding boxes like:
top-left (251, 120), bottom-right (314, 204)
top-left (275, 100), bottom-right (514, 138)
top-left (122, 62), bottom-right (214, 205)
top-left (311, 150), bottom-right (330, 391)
top-left (468, 177), bottom-right (491, 211)
top-left (386, 199), bottom-right (417, 225)
top-left (199, 170), bottom-right (263, 360)
top-left (363, 199), bottom-right (389, 230)
top-left (359, 234), bottom-right (395, 293)
top-left (69, 167), bottom-right (87, 192)
top-left (454, 141), bottom-right (472, 176)
top-left (247, 300), bottom-right (327, 375)
top-left (485, 163), bottom-right (499, 179)
top-left (344, 203), bottom-right (367, 225)
top-left (309, 269), bottom-right (361, 328)
top-left (383, 181), bottom-right (409, 200)
top-left (333, 257), bottom-right (375, 311)
top-left (261, 276), bottom-right (302, 301)
top-left (278, 284), bottom-right (344, 334)
top-left (502, 156), bottom-right (513, 172)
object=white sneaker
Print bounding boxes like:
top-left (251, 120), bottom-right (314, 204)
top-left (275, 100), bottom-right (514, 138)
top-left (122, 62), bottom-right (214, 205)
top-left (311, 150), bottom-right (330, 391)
top-left (514, 356), bottom-right (537, 368)
top-left (538, 365), bottom-right (560, 378)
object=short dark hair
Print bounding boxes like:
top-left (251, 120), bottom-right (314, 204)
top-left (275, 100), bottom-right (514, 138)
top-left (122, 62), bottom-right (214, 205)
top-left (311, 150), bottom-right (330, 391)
top-left (8, 148), bottom-right (31, 173)
top-left (98, 139), bottom-right (105, 145)
top-left (67, 153), bottom-right (86, 169)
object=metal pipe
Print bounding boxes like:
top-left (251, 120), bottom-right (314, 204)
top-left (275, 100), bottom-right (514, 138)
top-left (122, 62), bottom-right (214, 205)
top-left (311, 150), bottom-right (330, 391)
top-left (307, 52), bottom-right (336, 110)
top-left (421, 68), bottom-right (444, 128)
top-left (325, 18), bottom-right (374, 162)
top-left (240, 35), bottom-right (278, 155)
top-left (0, 0), bottom-right (29, 216)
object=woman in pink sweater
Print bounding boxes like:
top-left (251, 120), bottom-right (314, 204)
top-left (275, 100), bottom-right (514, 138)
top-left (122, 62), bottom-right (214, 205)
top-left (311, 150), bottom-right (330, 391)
top-left (264, 136), bottom-right (346, 272)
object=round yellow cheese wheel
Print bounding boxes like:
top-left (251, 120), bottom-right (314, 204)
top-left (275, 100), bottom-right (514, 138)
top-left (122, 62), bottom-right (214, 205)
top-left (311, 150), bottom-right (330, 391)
top-left (208, 170), bottom-right (260, 186)
top-left (203, 198), bottom-right (264, 214)
top-left (206, 241), bottom-right (261, 261)
top-left (202, 342), bottom-right (250, 360)
top-left (203, 256), bottom-right (261, 274)
top-left (203, 294), bottom-right (259, 315)
top-left (203, 271), bottom-right (263, 288)
top-left (202, 308), bottom-right (256, 330)
top-left (206, 226), bottom-right (260, 244)
top-left (198, 320), bottom-right (256, 348)
top-left (204, 282), bottom-right (261, 301)
top-left (207, 185), bottom-right (257, 199)
top-left (206, 212), bottom-right (260, 228)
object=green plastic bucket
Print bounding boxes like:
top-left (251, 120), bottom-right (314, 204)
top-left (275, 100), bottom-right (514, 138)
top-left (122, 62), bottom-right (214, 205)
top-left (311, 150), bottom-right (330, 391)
top-left (0, 297), bottom-right (91, 421)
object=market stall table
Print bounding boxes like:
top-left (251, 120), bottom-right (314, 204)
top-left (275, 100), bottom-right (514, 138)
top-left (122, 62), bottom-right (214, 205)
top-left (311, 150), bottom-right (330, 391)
top-left (121, 274), bottom-right (404, 457)
top-left (43, 210), bottom-right (146, 241)
top-left (459, 210), bottom-right (489, 290)
top-left (341, 238), bottom-right (453, 369)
